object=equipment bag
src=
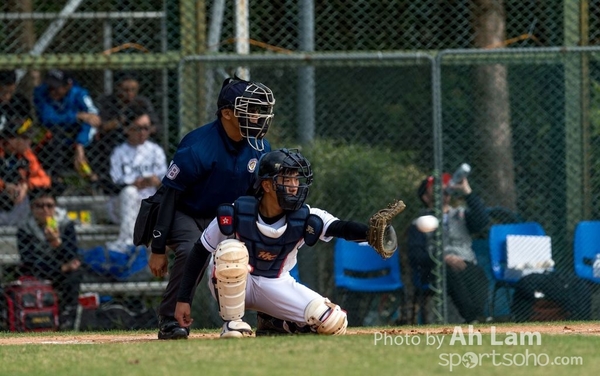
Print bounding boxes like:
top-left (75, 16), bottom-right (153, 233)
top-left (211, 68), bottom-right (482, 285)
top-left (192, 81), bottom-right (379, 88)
top-left (133, 185), bottom-right (164, 246)
top-left (1, 276), bottom-right (59, 332)
top-left (511, 272), bottom-right (591, 322)
top-left (81, 245), bottom-right (149, 282)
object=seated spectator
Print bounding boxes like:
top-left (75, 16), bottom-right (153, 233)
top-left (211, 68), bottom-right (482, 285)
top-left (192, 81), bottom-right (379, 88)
top-left (0, 70), bottom-right (31, 122)
top-left (90, 72), bottom-right (161, 184)
top-left (33, 69), bottom-right (101, 182)
top-left (0, 113), bottom-right (52, 225)
top-left (407, 173), bottom-right (489, 324)
top-left (98, 71), bottom-right (161, 138)
top-left (17, 188), bottom-right (82, 330)
top-left (105, 105), bottom-right (167, 251)
top-left (90, 72), bottom-right (160, 188)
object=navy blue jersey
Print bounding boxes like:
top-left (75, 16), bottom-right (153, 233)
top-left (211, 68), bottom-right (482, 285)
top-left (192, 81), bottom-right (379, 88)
top-left (162, 119), bottom-right (271, 218)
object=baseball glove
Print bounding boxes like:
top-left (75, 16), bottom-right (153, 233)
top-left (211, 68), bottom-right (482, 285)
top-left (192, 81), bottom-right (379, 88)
top-left (367, 200), bottom-right (406, 259)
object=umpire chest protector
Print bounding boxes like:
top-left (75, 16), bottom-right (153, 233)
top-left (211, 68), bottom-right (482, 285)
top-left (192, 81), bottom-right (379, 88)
top-left (217, 196), bottom-right (323, 278)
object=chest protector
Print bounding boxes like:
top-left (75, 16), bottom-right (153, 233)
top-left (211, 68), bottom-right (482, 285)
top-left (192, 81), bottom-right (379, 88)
top-left (217, 196), bottom-right (323, 278)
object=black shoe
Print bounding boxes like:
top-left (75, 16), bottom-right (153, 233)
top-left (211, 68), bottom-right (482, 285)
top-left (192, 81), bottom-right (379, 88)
top-left (255, 312), bottom-right (314, 337)
top-left (59, 317), bottom-right (75, 331)
top-left (158, 316), bottom-right (189, 340)
top-left (59, 307), bottom-right (78, 331)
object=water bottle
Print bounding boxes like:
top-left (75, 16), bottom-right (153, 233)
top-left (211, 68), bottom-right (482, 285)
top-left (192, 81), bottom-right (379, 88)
top-left (445, 163), bottom-right (471, 195)
top-left (593, 254), bottom-right (600, 279)
top-left (451, 163), bottom-right (471, 185)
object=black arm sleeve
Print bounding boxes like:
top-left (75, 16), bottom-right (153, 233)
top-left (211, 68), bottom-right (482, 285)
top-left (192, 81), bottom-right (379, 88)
top-left (324, 220), bottom-right (368, 241)
top-left (151, 186), bottom-right (180, 254)
top-left (17, 228), bottom-right (59, 278)
top-left (59, 222), bottom-right (79, 264)
top-left (464, 192), bottom-right (490, 234)
top-left (177, 241), bottom-right (211, 303)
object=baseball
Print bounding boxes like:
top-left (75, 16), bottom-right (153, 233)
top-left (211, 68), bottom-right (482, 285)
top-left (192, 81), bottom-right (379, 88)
top-left (416, 215), bottom-right (439, 233)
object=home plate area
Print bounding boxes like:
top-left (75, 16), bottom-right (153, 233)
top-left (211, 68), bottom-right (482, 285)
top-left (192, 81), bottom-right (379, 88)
top-left (1, 323), bottom-right (600, 345)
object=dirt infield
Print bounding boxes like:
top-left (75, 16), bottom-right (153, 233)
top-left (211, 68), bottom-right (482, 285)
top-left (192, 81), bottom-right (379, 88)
top-left (1, 322), bottom-right (599, 345)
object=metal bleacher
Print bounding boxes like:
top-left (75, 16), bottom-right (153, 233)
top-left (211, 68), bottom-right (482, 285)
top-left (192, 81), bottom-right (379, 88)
top-left (0, 195), bottom-right (167, 296)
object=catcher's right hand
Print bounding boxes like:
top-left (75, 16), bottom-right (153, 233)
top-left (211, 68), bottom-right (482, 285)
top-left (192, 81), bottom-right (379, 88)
top-left (367, 200), bottom-right (406, 259)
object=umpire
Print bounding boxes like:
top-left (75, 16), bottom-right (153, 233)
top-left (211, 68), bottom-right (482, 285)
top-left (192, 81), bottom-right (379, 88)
top-left (149, 76), bottom-right (275, 339)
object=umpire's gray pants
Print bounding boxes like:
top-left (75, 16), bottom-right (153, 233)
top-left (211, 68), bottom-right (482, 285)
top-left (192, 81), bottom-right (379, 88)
top-left (158, 210), bottom-right (212, 317)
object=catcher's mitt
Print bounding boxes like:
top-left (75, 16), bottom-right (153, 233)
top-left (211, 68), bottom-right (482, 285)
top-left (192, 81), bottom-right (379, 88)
top-left (367, 200), bottom-right (406, 259)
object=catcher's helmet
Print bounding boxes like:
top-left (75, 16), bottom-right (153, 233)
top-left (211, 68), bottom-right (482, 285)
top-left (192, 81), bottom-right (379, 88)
top-left (216, 76), bottom-right (275, 151)
top-left (253, 148), bottom-right (313, 211)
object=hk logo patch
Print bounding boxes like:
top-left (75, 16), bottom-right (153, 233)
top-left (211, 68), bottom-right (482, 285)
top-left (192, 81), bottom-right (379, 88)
top-left (219, 216), bottom-right (233, 225)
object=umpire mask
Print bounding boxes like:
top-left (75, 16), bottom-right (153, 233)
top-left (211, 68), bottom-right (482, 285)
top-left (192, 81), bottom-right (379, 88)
top-left (234, 82), bottom-right (275, 151)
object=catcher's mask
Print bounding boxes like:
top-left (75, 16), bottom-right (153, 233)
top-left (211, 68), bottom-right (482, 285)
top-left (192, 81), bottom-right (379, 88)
top-left (253, 148), bottom-right (313, 211)
top-left (216, 77), bottom-right (275, 151)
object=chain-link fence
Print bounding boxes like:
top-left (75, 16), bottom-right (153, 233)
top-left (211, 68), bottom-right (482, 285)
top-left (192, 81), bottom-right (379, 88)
top-left (429, 47), bottom-right (600, 325)
top-left (1, 1), bottom-right (600, 333)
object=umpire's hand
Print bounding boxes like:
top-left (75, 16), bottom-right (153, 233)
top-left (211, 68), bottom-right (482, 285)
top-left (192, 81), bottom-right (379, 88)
top-left (175, 302), bottom-right (193, 328)
top-left (149, 253), bottom-right (169, 277)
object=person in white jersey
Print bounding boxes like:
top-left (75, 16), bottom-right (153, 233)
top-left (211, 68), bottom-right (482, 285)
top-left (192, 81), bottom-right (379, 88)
top-left (107, 105), bottom-right (167, 250)
top-left (174, 148), bottom-right (378, 337)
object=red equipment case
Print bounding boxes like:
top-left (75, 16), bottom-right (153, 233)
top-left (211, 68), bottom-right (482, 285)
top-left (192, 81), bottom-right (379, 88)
top-left (2, 276), bottom-right (59, 332)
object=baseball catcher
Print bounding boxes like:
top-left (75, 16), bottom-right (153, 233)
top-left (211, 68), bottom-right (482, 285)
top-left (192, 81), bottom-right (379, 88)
top-left (174, 148), bottom-right (408, 337)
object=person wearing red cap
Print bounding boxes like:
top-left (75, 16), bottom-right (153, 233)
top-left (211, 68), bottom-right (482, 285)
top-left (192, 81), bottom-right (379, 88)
top-left (408, 172), bottom-right (489, 324)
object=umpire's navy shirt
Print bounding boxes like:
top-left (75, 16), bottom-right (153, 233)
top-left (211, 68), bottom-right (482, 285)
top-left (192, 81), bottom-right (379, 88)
top-left (162, 119), bottom-right (271, 218)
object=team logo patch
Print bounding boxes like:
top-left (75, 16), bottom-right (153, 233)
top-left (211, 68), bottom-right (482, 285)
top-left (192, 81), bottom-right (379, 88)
top-left (219, 215), bottom-right (233, 226)
top-left (166, 163), bottom-right (180, 180)
top-left (257, 251), bottom-right (277, 261)
top-left (247, 158), bottom-right (258, 173)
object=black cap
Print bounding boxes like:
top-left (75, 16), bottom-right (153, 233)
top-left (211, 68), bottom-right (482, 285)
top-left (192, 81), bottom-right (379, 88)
top-left (28, 187), bottom-right (56, 203)
top-left (115, 71), bottom-right (139, 84)
top-left (45, 69), bottom-right (71, 89)
top-left (216, 76), bottom-right (250, 114)
top-left (0, 70), bottom-right (16, 86)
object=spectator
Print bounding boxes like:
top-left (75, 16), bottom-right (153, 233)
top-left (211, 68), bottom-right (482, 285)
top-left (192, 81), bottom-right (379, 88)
top-left (0, 70), bottom-right (31, 122)
top-left (90, 72), bottom-right (162, 190)
top-left (33, 69), bottom-right (101, 182)
top-left (17, 188), bottom-right (82, 330)
top-left (407, 172), bottom-right (489, 324)
top-left (146, 76), bottom-right (274, 340)
top-left (0, 114), bottom-right (51, 225)
top-left (97, 71), bottom-right (161, 139)
top-left (106, 105), bottom-right (167, 251)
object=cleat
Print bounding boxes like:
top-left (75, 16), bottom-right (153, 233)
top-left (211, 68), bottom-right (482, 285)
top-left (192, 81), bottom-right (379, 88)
top-left (255, 312), bottom-right (314, 337)
top-left (158, 316), bottom-right (189, 340)
top-left (221, 320), bottom-right (253, 338)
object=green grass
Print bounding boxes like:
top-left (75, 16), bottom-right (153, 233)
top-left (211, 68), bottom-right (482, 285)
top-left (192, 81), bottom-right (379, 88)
top-left (0, 325), bottom-right (599, 376)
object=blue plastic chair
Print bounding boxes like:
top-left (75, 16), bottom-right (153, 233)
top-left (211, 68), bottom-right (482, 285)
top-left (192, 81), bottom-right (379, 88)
top-left (289, 264), bottom-right (301, 282)
top-left (334, 239), bottom-right (403, 292)
top-left (488, 222), bottom-right (546, 317)
top-left (334, 239), bottom-right (404, 326)
top-left (573, 221), bottom-right (600, 284)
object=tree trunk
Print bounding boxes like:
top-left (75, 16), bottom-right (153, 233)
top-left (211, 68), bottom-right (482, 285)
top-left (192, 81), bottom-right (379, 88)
top-left (14, 0), bottom-right (39, 92)
top-left (472, 0), bottom-right (517, 211)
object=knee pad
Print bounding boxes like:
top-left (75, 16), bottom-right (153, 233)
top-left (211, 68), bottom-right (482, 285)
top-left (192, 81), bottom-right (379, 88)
top-left (304, 298), bottom-right (348, 335)
top-left (214, 239), bottom-right (249, 321)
